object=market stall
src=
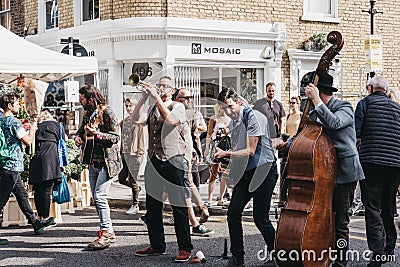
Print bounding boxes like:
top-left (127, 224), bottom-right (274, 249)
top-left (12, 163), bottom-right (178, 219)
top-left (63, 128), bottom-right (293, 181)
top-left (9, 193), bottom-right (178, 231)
top-left (0, 25), bottom-right (98, 84)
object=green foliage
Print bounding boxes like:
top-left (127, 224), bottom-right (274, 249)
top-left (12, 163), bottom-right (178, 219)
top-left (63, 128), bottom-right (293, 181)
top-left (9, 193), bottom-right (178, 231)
top-left (21, 152), bottom-right (33, 182)
top-left (308, 33), bottom-right (328, 51)
top-left (63, 139), bottom-right (86, 181)
top-left (0, 84), bottom-right (30, 120)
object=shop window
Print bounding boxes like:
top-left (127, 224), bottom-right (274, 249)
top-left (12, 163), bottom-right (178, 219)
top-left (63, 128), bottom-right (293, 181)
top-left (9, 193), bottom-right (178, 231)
top-left (301, 0), bottom-right (340, 23)
top-left (45, 0), bottom-right (58, 29)
top-left (0, 0), bottom-right (11, 29)
top-left (82, 0), bottom-right (99, 22)
top-left (98, 69), bottom-right (109, 100)
top-left (175, 66), bottom-right (264, 119)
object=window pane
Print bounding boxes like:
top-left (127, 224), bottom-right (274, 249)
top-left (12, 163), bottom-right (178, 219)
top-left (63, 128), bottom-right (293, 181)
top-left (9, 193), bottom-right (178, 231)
top-left (309, 0), bottom-right (331, 14)
top-left (0, 13), bottom-right (10, 29)
top-left (45, 0), bottom-right (58, 29)
top-left (1, 0), bottom-right (10, 11)
top-left (83, 0), bottom-right (99, 21)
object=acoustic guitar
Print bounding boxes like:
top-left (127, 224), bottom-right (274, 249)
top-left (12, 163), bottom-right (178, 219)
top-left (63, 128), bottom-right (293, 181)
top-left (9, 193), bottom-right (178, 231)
top-left (81, 109), bottom-right (99, 164)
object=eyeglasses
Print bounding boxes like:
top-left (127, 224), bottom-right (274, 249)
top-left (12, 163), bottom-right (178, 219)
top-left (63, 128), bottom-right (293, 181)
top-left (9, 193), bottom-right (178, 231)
top-left (156, 83), bottom-right (172, 88)
top-left (177, 96), bottom-right (193, 100)
top-left (289, 102), bottom-right (297, 104)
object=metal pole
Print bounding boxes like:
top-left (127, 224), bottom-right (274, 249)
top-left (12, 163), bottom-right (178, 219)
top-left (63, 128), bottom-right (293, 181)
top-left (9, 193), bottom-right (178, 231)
top-left (359, 68), bottom-right (364, 99)
top-left (362, 1), bottom-right (383, 80)
top-left (370, 0), bottom-right (376, 35)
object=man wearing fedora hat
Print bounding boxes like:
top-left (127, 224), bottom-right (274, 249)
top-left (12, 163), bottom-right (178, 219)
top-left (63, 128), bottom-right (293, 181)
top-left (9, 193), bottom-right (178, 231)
top-left (305, 72), bottom-right (365, 267)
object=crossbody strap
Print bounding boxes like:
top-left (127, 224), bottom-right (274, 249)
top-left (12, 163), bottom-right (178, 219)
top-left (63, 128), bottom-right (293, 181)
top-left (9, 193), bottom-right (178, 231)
top-left (59, 122), bottom-right (63, 141)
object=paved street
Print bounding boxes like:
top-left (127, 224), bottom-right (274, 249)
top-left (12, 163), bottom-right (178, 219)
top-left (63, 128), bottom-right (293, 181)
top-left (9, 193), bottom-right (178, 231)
top-left (1, 177), bottom-right (399, 266)
top-left (1, 207), bottom-right (399, 266)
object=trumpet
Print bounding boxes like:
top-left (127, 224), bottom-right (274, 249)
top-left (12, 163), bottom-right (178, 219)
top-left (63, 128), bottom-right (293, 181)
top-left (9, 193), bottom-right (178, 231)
top-left (128, 73), bottom-right (163, 95)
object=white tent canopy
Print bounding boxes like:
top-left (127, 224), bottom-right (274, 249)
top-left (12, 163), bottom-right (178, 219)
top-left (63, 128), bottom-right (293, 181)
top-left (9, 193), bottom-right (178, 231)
top-left (0, 26), bottom-right (98, 84)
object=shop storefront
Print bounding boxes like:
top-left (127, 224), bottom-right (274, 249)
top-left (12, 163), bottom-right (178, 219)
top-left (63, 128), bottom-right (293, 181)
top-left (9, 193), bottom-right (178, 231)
top-left (27, 17), bottom-right (286, 119)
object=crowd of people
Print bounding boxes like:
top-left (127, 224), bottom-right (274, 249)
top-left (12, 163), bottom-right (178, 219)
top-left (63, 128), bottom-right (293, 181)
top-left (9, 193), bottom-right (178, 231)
top-left (0, 73), bottom-right (400, 267)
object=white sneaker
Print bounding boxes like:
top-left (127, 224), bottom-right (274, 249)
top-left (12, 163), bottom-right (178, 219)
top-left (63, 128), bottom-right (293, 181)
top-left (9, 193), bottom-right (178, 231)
top-left (126, 205), bottom-right (139, 215)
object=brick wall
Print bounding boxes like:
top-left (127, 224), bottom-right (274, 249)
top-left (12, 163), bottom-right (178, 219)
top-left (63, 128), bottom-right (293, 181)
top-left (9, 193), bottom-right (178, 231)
top-left (10, 0), bottom-right (25, 36)
top-left (15, 0), bottom-right (400, 106)
top-left (102, 0), bottom-right (166, 19)
top-left (23, 0), bottom-right (38, 36)
top-left (59, 0), bottom-right (74, 29)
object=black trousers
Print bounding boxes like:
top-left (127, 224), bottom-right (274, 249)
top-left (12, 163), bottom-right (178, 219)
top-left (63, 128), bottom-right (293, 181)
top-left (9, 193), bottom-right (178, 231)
top-left (0, 169), bottom-right (37, 224)
top-left (144, 155), bottom-right (192, 252)
top-left (360, 163), bottom-right (400, 256)
top-left (33, 180), bottom-right (55, 218)
top-left (227, 163), bottom-right (278, 261)
top-left (332, 181), bottom-right (357, 267)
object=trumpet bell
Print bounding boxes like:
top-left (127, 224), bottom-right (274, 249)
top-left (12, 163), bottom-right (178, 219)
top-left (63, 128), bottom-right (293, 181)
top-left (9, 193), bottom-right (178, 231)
top-left (129, 73), bottom-right (140, 87)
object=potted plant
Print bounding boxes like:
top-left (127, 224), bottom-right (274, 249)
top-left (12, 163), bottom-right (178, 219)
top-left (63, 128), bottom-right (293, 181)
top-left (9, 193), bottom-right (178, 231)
top-left (63, 139), bottom-right (86, 181)
top-left (303, 33), bottom-right (328, 51)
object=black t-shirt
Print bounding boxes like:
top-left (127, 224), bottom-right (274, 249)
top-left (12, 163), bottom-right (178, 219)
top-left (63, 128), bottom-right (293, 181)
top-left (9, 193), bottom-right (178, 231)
top-left (253, 98), bottom-right (285, 137)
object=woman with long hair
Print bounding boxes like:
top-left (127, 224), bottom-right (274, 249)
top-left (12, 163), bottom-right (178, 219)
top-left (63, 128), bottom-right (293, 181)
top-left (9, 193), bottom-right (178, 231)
top-left (204, 104), bottom-right (231, 206)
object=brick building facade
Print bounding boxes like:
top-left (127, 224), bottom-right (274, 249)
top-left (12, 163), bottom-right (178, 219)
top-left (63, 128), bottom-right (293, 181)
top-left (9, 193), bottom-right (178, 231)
top-left (7, 1), bottom-right (399, 119)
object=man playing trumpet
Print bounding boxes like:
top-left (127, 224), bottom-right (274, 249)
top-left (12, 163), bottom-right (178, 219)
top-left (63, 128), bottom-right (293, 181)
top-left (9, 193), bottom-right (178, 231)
top-left (132, 77), bottom-right (193, 262)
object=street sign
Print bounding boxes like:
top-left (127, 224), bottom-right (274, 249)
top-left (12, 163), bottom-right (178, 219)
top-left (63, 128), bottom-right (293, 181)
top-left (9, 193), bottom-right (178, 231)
top-left (64, 80), bottom-right (80, 103)
top-left (365, 35), bottom-right (383, 72)
top-left (61, 44), bottom-right (88, 57)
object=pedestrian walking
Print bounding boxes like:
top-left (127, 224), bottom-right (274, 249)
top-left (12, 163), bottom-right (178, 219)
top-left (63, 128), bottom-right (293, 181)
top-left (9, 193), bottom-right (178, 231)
top-left (175, 88), bottom-right (213, 235)
top-left (0, 92), bottom-right (55, 244)
top-left (29, 110), bottom-right (63, 220)
top-left (357, 76), bottom-right (400, 266)
top-left (119, 97), bottom-right (145, 215)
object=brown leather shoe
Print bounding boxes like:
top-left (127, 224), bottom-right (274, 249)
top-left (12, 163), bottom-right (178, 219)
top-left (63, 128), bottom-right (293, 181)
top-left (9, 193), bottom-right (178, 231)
top-left (87, 230), bottom-right (110, 250)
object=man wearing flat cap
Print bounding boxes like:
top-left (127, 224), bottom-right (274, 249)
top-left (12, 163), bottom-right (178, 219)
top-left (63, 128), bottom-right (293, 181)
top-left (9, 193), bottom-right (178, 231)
top-left (305, 72), bottom-right (365, 267)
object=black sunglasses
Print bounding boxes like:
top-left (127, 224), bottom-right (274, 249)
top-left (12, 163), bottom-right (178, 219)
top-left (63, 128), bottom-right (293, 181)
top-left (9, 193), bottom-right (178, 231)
top-left (177, 96), bottom-right (193, 99)
top-left (156, 83), bottom-right (172, 88)
top-left (289, 102), bottom-right (297, 104)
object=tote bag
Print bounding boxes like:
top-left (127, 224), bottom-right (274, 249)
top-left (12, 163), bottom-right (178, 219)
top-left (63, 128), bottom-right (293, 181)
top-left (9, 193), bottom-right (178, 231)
top-left (58, 122), bottom-right (68, 167)
top-left (52, 173), bottom-right (71, 204)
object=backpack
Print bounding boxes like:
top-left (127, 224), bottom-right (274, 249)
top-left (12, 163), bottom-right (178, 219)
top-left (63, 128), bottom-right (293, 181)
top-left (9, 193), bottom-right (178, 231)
top-left (0, 122), bottom-right (11, 167)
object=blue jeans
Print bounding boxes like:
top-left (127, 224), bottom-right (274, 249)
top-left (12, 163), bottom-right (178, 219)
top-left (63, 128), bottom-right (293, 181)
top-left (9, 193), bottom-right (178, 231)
top-left (89, 165), bottom-right (113, 232)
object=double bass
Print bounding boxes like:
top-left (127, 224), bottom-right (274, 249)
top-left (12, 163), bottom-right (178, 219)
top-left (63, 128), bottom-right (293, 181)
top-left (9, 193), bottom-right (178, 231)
top-left (275, 31), bottom-right (344, 267)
